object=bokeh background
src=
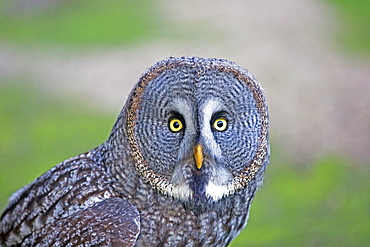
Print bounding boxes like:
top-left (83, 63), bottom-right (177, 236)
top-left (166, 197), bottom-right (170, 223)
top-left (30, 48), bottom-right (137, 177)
top-left (0, 0), bottom-right (369, 246)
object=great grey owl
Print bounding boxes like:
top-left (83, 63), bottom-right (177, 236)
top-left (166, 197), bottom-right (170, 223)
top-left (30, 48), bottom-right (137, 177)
top-left (0, 56), bottom-right (270, 246)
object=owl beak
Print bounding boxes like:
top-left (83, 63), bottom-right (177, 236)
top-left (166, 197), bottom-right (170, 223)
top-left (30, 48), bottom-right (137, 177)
top-left (194, 144), bottom-right (203, 169)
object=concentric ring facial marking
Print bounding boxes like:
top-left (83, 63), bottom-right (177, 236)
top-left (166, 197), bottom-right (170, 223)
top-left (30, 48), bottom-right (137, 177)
top-left (125, 57), bottom-right (269, 201)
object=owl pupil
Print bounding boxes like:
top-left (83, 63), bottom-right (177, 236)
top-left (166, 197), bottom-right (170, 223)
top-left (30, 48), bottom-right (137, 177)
top-left (217, 121), bottom-right (224, 128)
top-left (173, 122), bottom-right (180, 128)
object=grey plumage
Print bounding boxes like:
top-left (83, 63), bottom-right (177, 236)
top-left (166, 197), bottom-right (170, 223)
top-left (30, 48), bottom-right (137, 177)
top-left (0, 56), bottom-right (270, 246)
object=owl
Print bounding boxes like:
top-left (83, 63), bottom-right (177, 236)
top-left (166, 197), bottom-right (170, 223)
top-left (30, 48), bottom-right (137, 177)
top-left (0, 57), bottom-right (269, 246)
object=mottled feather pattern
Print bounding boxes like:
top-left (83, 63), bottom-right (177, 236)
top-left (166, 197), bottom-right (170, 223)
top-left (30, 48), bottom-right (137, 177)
top-left (21, 197), bottom-right (140, 247)
top-left (1, 152), bottom-right (119, 245)
top-left (1, 57), bottom-right (269, 246)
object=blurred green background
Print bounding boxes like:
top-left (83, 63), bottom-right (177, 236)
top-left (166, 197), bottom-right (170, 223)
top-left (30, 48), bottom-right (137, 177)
top-left (0, 0), bottom-right (369, 246)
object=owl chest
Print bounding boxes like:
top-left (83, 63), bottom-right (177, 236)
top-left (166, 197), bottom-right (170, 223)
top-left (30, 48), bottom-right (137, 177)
top-left (132, 189), bottom-right (249, 246)
top-left (111, 159), bottom-right (252, 246)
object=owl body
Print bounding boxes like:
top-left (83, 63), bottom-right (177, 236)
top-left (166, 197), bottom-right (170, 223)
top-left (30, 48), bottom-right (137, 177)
top-left (1, 57), bottom-right (269, 246)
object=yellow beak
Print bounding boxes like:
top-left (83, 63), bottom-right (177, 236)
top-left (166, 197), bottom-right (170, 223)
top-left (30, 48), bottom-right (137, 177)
top-left (194, 144), bottom-right (203, 169)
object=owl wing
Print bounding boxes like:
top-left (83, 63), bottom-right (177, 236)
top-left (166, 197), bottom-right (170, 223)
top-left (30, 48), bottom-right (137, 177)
top-left (1, 152), bottom-right (140, 246)
top-left (21, 197), bottom-right (140, 247)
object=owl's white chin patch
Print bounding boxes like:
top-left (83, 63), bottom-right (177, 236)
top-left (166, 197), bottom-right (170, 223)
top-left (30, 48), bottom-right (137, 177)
top-left (171, 184), bottom-right (193, 201)
top-left (205, 182), bottom-right (230, 201)
top-left (170, 182), bottom-right (229, 203)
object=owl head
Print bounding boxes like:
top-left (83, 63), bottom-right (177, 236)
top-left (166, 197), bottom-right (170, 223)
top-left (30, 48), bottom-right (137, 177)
top-left (112, 57), bottom-right (269, 205)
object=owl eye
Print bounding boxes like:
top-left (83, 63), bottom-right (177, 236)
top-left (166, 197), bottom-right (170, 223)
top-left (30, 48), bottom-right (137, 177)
top-left (213, 118), bottom-right (228, 132)
top-left (169, 118), bottom-right (184, 132)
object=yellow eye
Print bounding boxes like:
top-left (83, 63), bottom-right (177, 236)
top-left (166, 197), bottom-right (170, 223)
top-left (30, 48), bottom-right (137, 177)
top-left (213, 118), bottom-right (228, 131)
top-left (169, 118), bottom-right (184, 132)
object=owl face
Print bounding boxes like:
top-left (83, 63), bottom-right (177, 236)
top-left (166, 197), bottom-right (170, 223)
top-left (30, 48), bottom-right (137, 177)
top-left (125, 57), bottom-right (269, 204)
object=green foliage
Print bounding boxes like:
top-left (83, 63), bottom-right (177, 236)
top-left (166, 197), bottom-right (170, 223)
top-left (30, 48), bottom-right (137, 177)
top-left (231, 157), bottom-right (369, 246)
top-left (0, 0), bottom-right (368, 55)
top-left (0, 81), bottom-right (115, 208)
top-left (324, 0), bottom-right (370, 55)
top-left (0, 0), bottom-right (157, 46)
